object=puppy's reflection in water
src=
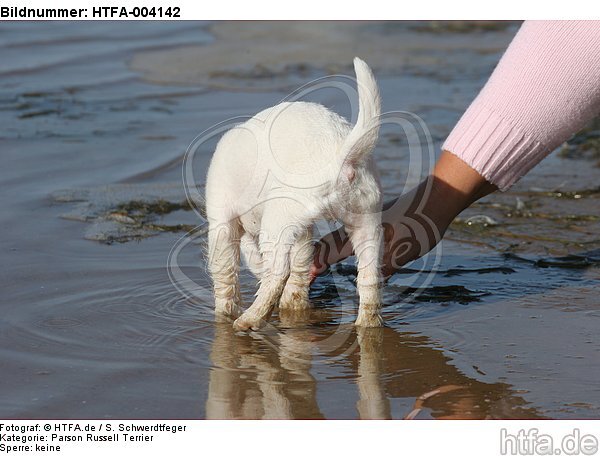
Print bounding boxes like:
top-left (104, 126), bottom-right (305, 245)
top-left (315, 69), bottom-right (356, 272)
top-left (355, 328), bottom-right (391, 419)
top-left (206, 312), bottom-right (542, 419)
top-left (206, 315), bottom-right (323, 419)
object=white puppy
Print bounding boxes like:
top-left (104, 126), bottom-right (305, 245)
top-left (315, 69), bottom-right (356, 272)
top-left (205, 57), bottom-right (383, 331)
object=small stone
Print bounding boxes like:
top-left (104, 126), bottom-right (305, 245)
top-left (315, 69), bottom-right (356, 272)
top-left (465, 215), bottom-right (499, 227)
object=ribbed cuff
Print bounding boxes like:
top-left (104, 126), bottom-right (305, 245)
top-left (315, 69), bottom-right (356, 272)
top-left (442, 104), bottom-right (546, 191)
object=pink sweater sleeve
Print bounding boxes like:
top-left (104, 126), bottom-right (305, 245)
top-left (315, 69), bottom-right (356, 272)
top-left (442, 21), bottom-right (600, 191)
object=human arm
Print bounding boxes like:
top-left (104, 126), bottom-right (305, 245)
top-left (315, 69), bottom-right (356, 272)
top-left (311, 21), bottom-right (600, 279)
top-left (309, 151), bottom-right (497, 279)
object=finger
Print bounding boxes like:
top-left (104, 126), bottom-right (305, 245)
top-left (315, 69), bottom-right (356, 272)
top-left (309, 226), bottom-right (353, 282)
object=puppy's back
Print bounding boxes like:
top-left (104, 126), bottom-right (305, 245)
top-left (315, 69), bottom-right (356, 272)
top-left (207, 101), bottom-right (352, 203)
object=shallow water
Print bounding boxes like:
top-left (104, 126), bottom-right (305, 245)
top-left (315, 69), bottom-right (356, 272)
top-left (1, 21), bottom-right (599, 419)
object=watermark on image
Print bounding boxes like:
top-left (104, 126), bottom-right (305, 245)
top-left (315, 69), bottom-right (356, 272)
top-left (501, 428), bottom-right (599, 456)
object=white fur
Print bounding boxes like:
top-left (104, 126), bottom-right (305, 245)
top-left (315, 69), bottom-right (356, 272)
top-left (205, 57), bottom-right (383, 331)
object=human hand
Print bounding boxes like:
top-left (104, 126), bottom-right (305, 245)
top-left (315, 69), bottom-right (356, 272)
top-left (310, 151), bottom-right (497, 280)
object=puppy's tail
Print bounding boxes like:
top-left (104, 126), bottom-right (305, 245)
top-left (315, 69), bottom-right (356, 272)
top-left (340, 57), bottom-right (381, 167)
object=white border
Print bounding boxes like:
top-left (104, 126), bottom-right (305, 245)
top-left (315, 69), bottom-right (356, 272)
top-left (1, 0), bottom-right (599, 20)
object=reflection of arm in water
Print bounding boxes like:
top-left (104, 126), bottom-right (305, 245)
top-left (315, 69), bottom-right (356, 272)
top-left (206, 315), bottom-right (541, 418)
top-left (350, 327), bottom-right (541, 419)
top-left (312, 21), bottom-right (600, 277)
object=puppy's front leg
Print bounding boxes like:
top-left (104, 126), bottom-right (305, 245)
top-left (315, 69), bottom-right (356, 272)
top-left (348, 214), bottom-right (384, 327)
top-left (240, 233), bottom-right (264, 279)
top-left (233, 222), bottom-right (301, 331)
top-left (280, 227), bottom-right (313, 312)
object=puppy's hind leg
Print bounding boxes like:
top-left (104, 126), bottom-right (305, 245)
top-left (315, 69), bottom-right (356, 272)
top-left (207, 219), bottom-right (243, 320)
top-left (280, 227), bottom-right (313, 312)
top-left (348, 214), bottom-right (384, 327)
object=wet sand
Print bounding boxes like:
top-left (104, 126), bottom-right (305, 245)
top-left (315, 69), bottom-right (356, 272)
top-left (1, 21), bottom-right (599, 419)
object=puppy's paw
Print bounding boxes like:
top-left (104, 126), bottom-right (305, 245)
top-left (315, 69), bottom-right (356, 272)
top-left (214, 300), bottom-right (242, 321)
top-left (279, 284), bottom-right (310, 311)
top-left (355, 311), bottom-right (384, 328)
top-left (233, 311), bottom-right (266, 332)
